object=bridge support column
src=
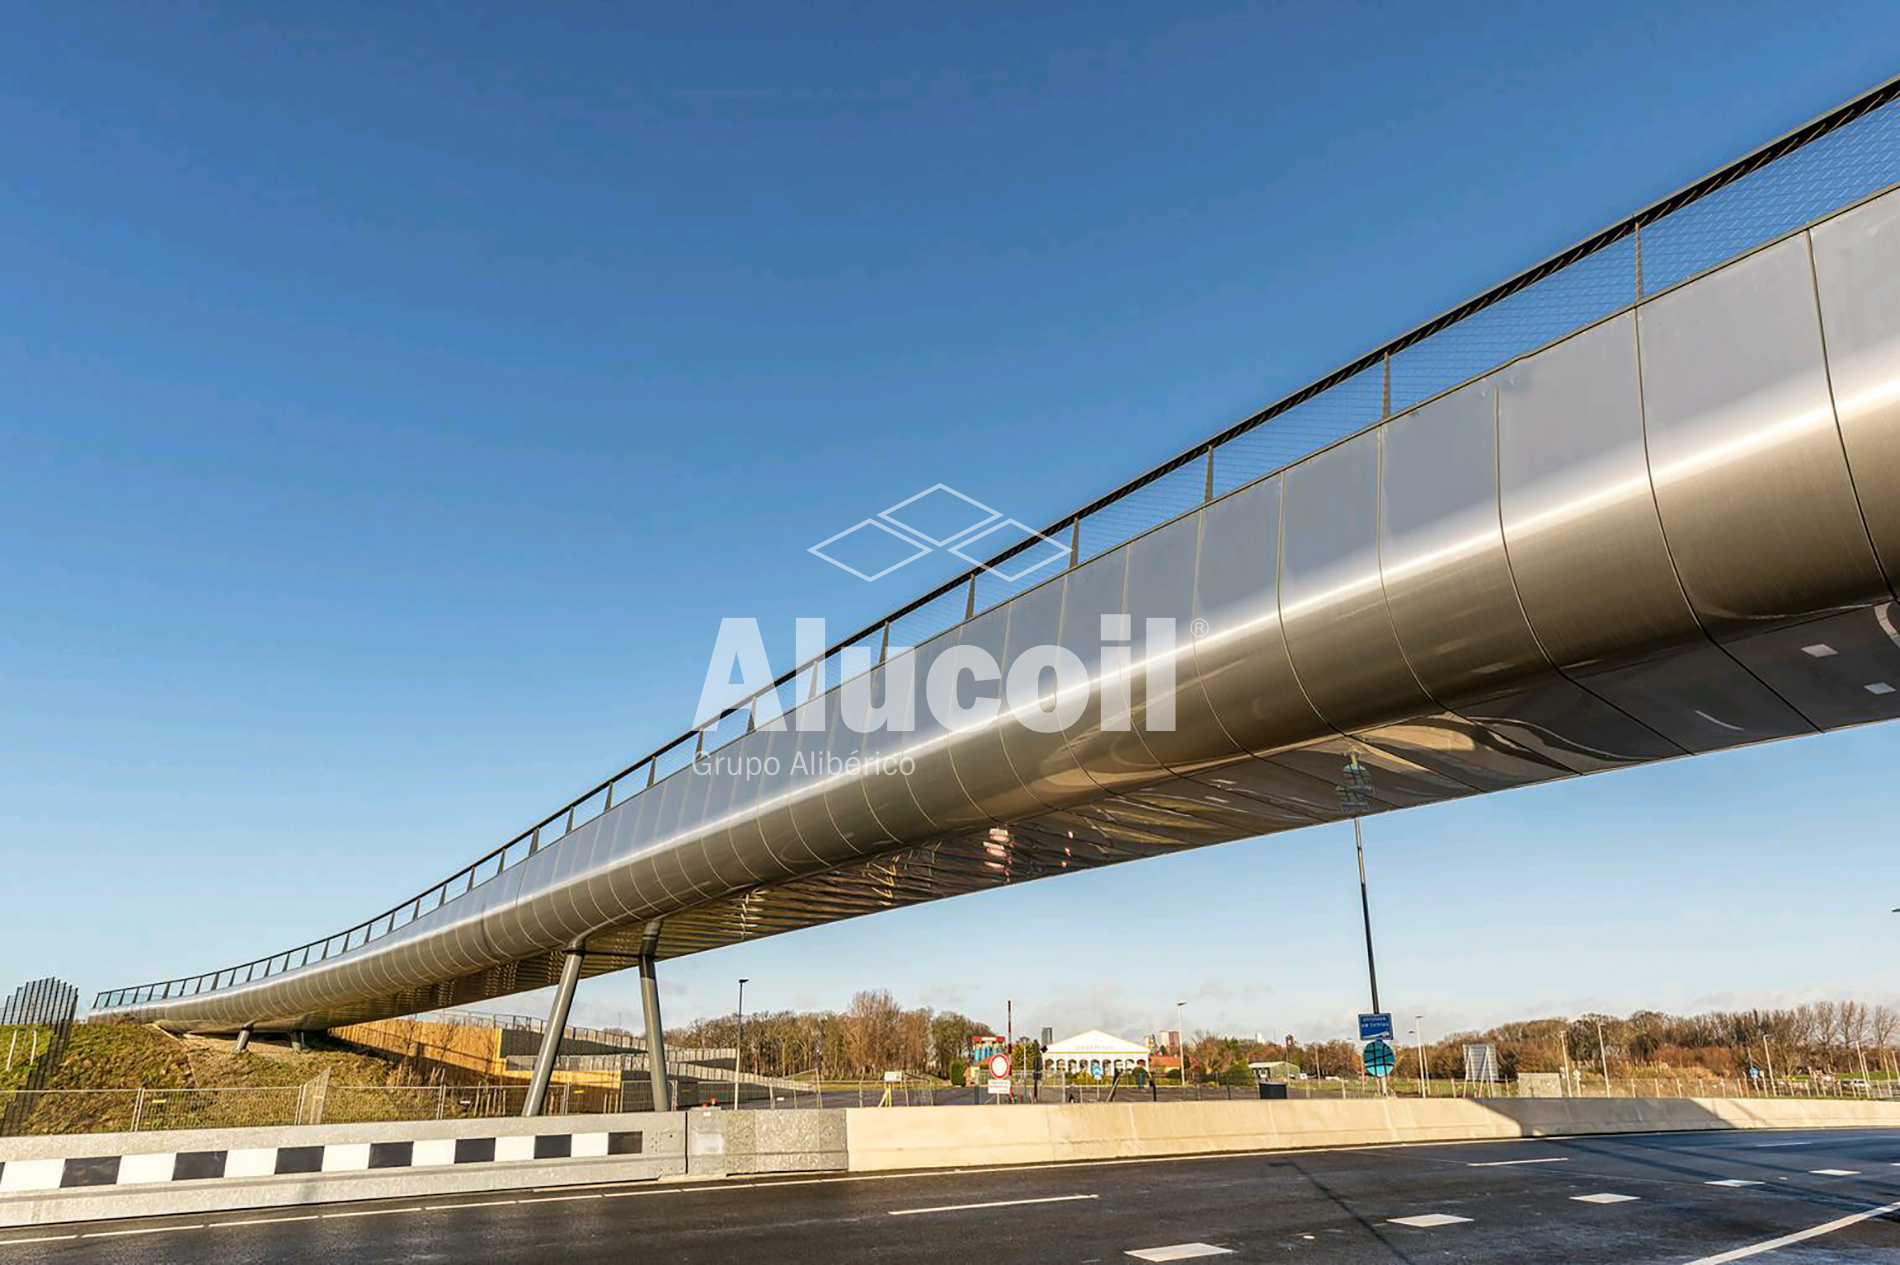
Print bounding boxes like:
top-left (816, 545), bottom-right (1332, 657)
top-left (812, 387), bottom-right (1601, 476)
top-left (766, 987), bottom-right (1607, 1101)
top-left (523, 942), bottom-right (586, 1118)
top-left (638, 921), bottom-right (671, 1112)
top-left (291, 1029), bottom-right (310, 1053)
top-left (234, 1024), bottom-right (253, 1053)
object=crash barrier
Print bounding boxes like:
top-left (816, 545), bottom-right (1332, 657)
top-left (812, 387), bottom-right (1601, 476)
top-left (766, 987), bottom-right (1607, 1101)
top-left (0, 1107), bottom-right (845, 1227)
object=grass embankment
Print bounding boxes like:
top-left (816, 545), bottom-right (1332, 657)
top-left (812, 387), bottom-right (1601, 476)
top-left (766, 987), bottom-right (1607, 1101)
top-left (0, 1025), bottom-right (55, 1093)
top-left (2, 1025), bottom-right (438, 1135)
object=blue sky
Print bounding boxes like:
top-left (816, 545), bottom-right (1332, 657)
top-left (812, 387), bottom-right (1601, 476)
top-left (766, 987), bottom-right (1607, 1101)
top-left (3, 2), bottom-right (1897, 1044)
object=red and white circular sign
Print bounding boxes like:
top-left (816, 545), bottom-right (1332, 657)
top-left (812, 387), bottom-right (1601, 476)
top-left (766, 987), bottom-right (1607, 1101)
top-left (988, 1053), bottom-right (1012, 1079)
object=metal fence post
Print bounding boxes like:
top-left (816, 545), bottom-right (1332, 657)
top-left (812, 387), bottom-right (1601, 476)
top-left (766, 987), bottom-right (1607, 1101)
top-left (130, 1087), bottom-right (146, 1133)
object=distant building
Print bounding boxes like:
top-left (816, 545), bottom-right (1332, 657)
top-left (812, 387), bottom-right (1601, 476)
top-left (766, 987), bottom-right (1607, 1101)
top-left (1248, 1060), bottom-right (1304, 1082)
top-left (1044, 1030), bottom-right (1151, 1077)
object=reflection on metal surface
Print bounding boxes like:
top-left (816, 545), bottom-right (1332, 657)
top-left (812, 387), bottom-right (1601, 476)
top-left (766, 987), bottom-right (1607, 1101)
top-left (1638, 236), bottom-right (1887, 632)
top-left (1812, 194), bottom-right (1900, 595)
top-left (96, 147), bottom-right (1900, 1038)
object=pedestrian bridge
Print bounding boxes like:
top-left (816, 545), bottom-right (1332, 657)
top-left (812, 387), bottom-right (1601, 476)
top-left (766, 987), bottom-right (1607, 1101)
top-left (93, 79), bottom-right (1900, 1044)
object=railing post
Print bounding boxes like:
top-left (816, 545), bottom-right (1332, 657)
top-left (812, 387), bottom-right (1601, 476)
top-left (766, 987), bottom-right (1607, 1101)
top-left (130, 1087), bottom-right (146, 1133)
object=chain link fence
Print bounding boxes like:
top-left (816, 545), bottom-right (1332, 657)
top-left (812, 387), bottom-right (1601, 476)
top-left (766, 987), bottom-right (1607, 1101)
top-left (0, 1081), bottom-right (609, 1136)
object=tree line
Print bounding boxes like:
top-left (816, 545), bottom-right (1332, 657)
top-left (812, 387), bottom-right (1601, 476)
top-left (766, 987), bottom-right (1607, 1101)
top-left (1168, 1001), bottom-right (1900, 1085)
top-left (640, 993), bottom-right (1900, 1085)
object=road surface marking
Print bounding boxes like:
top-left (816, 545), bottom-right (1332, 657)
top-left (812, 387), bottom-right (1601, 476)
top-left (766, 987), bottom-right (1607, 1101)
top-left (1466, 1157), bottom-right (1569, 1167)
top-left (601, 1189), bottom-right (686, 1199)
top-left (890, 1193), bottom-right (1098, 1216)
top-left (0, 1236), bottom-right (77, 1245)
top-left (321, 1207), bottom-right (426, 1218)
top-left (1125, 1246), bottom-right (1233, 1262)
top-left (1707, 1180), bottom-right (1763, 1187)
top-left (1809, 1169), bottom-right (1861, 1176)
top-left (1751, 1140), bottom-right (1818, 1147)
top-left (1387, 1214), bottom-right (1473, 1227)
top-left (519, 1193), bottom-right (602, 1203)
top-left (426, 1199), bottom-right (517, 1209)
top-left (212, 1215), bottom-right (320, 1227)
top-left (1683, 1198), bottom-right (1900, 1264)
top-left (80, 1225), bottom-right (204, 1238)
top-left (1572, 1193), bottom-right (1640, 1204)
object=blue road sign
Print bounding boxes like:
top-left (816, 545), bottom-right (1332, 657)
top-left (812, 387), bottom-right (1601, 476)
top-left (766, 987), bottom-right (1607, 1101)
top-left (1358, 1012), bottom-right (1394, 1042)
top-left (1363, 1038), bottom-right (1395, 1077)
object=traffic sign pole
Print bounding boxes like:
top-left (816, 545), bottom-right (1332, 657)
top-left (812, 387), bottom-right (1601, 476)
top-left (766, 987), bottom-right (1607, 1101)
top-left (1355, 815), bottom-right (1380, 1015)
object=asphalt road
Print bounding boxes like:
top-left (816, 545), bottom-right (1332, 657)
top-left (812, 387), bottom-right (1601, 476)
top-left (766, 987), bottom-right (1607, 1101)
top-left (3, 1128), bottom-right (1897, 1263)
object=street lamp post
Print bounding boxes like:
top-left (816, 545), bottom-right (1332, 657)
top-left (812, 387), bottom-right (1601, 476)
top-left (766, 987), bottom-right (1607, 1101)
top-left (736, 978), bottom-right (749, 1107)
top-left (1337, 755), bottom-right (1380, 1014)
top-left (1415, 1014), bottom-right (1429, 1099)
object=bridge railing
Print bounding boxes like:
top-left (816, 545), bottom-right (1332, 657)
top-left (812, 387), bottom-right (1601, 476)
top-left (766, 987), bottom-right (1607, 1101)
top-left (95, 73), bottom-right (1900, 1016)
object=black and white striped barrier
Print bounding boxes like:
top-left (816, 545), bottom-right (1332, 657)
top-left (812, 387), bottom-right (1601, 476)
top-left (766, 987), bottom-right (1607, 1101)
top-left (0, 1109), bottom-right (849, 1227)
top-left (0, 1127), bottom-right (649, 1194)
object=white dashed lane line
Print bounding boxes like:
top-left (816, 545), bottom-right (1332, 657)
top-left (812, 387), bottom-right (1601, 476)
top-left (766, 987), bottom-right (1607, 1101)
top-left (1466, 1157), bottom-right (1569, 1168)
top-left (1386, 1213), bottom-right (1473, 1228)
top-left (320, 1206), bottom-right (426, 1218)
top-left (1707, 1180), bottom-right (1763, 1187)
top-left (1572, 1193), bottom-right (1641, 1204)
top-left (889, 1193), bottom-right (1098, 1216)
top-left (1124, 1245), bottom-right (1232, 1262)
top-left (80, 1225), bottom-right (205, 1238)
top-left (1809, 1169), bottom-right (1861, 1176)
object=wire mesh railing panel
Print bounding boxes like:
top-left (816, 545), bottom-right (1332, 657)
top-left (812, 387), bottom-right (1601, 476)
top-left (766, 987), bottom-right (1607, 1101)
top-left (1210, 366), bottom-right (1381, 497)
top-left (886, 587), bottom-right (970, 652)
top-left (1076, 463), bottom-right (1205, 562)
top-left (700, 705), bottom-right (752, 755)
top-left (1641, 95), bottom-right (1900, 293)
top-left (1389, 234), bottom-right (1638, 412)
top-left (649, 737), bottom-right (698, 783)
top-left (747, 680), bottom-right (801, 730)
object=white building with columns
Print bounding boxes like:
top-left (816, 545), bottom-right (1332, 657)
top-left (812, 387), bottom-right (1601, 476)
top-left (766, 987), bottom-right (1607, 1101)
top-left (1043, 1029), bottom-right (1151, 1078)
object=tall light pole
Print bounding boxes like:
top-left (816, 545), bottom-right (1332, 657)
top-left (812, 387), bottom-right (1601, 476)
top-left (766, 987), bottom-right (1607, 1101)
top-left (1337, 755), bottom-right (1380, 1014)
top-left (1596, 1018), bottom-right (1612, 1097)
top-left (735, 978), bottom-right (749, 1107)
top-left (1415, 1014), bottom-right (1429, 1099)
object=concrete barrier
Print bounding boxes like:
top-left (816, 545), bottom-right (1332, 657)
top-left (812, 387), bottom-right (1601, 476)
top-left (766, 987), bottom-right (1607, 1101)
top-left (681, 1107), bottom-right (849, 1177)
top-left (841, 1097), bottom-right (1900, 1172)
